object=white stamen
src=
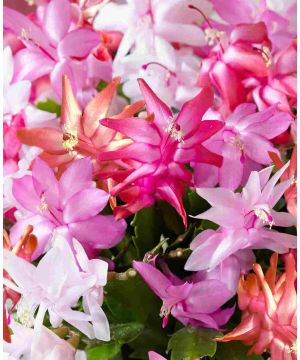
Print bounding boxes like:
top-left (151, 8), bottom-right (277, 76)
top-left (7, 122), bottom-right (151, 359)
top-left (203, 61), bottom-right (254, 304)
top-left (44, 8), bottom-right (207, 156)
top-left (165, 118), bottom-right (184, 143)
top-left (17, 298), bottom-right (37, 328)
top-left (62, 124), bottom-right (78, 152)
top-left (261, 46), bottom-right (272, 67)
top-left (38, 194), bottom-right (49, 212)
top-left (254, 205), bottom-right (274, 228)
top-left (20, 28), bottom-right (31, 41)
top-left (204, 28), bottom-right (225, 46)
top-left (159, 302), bottom-right (171, 318)
top-left (289, 342), bottom-right (297, 354)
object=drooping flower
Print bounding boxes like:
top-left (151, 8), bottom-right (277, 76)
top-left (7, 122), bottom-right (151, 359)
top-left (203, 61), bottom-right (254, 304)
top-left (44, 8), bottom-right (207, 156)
top-left (17, 75), bottom-right (144, 175)
top-left (98, 79), bottom-right (224, 226)
top-left (185, 163), bottom-right (297, 272)
top-left (4, 0), bottom-right (107, 99)
top-left (10, 157), bottom-right (126, 258)
top-left (3, 46), bottom-right (31, 123)
top-left (133, 258), bottom-right (235, 330)
top-left (269, 146), bottom-right (297, 220)
top-left (194, 103), bottom-right (292, 190)
top-left (216, 252), bottom-right (297, 360)
top-left (3, 235), bottom-right (110, 340)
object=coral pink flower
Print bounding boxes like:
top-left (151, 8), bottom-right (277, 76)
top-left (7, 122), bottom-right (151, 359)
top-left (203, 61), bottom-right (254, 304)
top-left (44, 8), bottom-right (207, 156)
top-left (216, 252), bottom-right (297, 359)
top-left (98, 79), bottom-right (224, 226)
top-left (10, 157), bottom-right (126, 259)
top-left (4, 0), bottom-right (105, 99)
top-left (194, 103), bottom-right (292, 190)
top-left (17, 75), bottom-right (144, 175)
top-left (269, 146), bottom-right (297, 220)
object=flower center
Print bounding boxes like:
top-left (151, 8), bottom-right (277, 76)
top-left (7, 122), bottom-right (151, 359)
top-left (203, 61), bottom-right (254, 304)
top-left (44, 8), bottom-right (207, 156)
top-left (261, 46), bottom-right (272, 67)
top-left (20, 28), bottom-right (32, 41)
top-left (38, 194), bottom-right (49, 212)
top-left (165, 118), bottom-right (184, 143)
top-left (204, 28), bottom-right (225, 46)
top-left (63, 125), bottom-right (79, 152)
top-left (17, 299), bottom-right (37, 328)
top-left (290, 341), bottom-right (297, 354)
top-left (231, 135), bottom-right (244, 151)
top-left (254, 205), bottom-right (274, 228)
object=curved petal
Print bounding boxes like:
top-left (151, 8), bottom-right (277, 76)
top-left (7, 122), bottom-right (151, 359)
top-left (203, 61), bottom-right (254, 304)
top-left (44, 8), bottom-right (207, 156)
top-left (176, 87), bottom-right (214, 137)
top-left (69, 216), bottom-right (126, 249)
top-left (17, 128), bottom-right (65, 154)
top-left (64, 188), bottom-right (109, 223)
top-left (58, 29), bottom-right (100, 59)
top-left (12, 175), bottom-right (40, 212)
top-left (138, 78), bottom-right (172, 135)
top-left (82, 78), bottom-right (120, 138)
top-left (43, 0), bottom-right (71, 45)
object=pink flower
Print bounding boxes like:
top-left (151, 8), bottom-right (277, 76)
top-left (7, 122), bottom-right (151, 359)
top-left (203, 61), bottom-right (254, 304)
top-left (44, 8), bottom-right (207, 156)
top-left (4, 236), bottom-right (110, 340)
top-left (10, 157), bottom-right (126, 258)
top-left (198, 22), bottom-right (271, 113)
top-left (98, 79), bottom-right (224, 226)
top-left (209, 0), bottom-right (296, 50)
top-left (216, 252), bottom-right (297, 359)
top-left (194, 103), bottom-right (292, 190)
top-left (4, 114), bottom-right (25, 177)
top-left (4, 0), bottom-right (106, 99)
top-left (3, 46), bottom-right (31, 123)
top-left (185, 163), bottom-right (297, 272)
top-left (251, 39), bottom-right (297, 114)
top-left (133, 258), bottom-right (235, 329)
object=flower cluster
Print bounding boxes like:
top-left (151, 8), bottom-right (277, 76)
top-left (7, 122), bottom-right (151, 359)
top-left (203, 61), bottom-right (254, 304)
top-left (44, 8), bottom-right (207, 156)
top-left (3, 0), bottom-right (297, 359)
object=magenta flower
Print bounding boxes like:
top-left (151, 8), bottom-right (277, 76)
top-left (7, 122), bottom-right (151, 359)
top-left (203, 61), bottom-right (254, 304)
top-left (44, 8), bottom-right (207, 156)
top-left (133, 259), bottom-right (235, 330)
top-left (194, 103), bottom-right (292, 190)
top-left (185, 163), bottom-right (297, 272)
top-left (4, 0), bottom-right (104, 98)
top-left (10, 157), bottom-right (126, 259)
top-left (98, 79), bottom-right (224, 226)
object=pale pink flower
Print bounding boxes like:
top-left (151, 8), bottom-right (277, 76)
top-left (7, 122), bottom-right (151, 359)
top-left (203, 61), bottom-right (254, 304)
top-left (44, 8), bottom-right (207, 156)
top-left (3, 46), bottom-right (31, 123)
top-left (93, 0), bottom-right (213, 58)
top-left (4, 237), bottom-right (110, 340)
top-left (185, 163), bottom-right (297, 272)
